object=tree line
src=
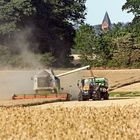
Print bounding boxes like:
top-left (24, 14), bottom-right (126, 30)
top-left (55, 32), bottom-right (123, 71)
top-left (0, 0), bottom-right (86, 68)
top-left (75, 0), bottom-right (140, 68)
top-left (0, 0), bottom-right (139, 68)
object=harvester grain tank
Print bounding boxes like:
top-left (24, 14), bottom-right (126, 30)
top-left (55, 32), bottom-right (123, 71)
top-left (12, 65), bottom-right (90, 100)
top-left (33, 69), bottom-right (60, 93)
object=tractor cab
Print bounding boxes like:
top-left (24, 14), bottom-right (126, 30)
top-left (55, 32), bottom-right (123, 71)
top-left (80, 78), bottom-right (95, 92)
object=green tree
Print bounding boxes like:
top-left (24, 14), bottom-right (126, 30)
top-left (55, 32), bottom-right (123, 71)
top-left (0, 0), bottom-right (87, 67)
top-left (122, 1), bottom-right (140, 67)
top-left (0, 0), bottom-right (34, 35)
top-left (97, 33), bottom-right (114, 66)
top-left (74, 24), bottom-right (98, 66)
top-left (93, 22), bottom-right (136, 68)
top-left (122, 0), bottom-right (140, 35)
top-left (111, 33), bottom-right (140, 67)
top-left (122, 0), bottom-right (140, 18)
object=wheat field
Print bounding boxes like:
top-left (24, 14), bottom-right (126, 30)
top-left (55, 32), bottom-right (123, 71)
top-left (0, 105), bottom-right (140, 140)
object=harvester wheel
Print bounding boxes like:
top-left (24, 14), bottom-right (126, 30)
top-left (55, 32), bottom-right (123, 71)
top-left (104, 92), bottom-right (109, 100)
top-left (66, 94), bottom-right (72, 101)
top-left (78, 92), bottom-right (83, 101)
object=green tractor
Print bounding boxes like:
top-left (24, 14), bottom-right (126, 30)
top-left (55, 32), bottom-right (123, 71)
top-left (77, 77), bottom-right (109, 101)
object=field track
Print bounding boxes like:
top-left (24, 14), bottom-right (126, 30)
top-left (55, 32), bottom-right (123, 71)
top-left (37, 97), bottom-right (140, 108)
top-left (0, 97), bottom-right (139, 108)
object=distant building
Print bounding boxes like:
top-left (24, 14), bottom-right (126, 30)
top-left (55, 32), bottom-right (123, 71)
top-left (101, 12), bottom-right (112, 32)
top-left (94, 12), bottom-right (112, 34)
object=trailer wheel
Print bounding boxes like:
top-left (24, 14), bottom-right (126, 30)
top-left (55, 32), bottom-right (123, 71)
top-left (104, 92), bottom-right (109, 100)
top-left (78, 92), bottom-right (83, 101)
top-left (97, 91), bottom-right (101, 100)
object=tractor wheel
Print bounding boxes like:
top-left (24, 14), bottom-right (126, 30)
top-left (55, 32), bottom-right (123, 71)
top-left (97, 91), bottom-right (101, 100)
top-left (78, 92), bottom-right (83, 101)
top-left (104, 92), bottom-right (109, 100)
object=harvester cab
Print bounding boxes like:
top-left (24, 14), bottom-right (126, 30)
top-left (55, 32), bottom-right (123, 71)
top-left (77, 77), bottom-right (109, 101)
top-left (33, 69), bottom-right (60, 94)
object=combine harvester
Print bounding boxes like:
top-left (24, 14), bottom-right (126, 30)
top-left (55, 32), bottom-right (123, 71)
top-left (12, 66), bottom-right (90, 101)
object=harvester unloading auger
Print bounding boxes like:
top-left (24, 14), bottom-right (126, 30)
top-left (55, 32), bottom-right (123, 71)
top-left (12, 65), bottom-right (90, 100)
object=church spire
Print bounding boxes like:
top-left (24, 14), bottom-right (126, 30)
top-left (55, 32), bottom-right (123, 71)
top-left (101, 12), bottom-right (111, 32)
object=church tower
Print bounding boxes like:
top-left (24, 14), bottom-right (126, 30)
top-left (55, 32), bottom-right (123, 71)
top-left (101, 12), bottom-right (111, 32)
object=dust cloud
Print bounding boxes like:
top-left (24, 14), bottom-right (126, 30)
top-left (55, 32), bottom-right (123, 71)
top-left (0, 27), bottom-right (45, 99)
top-left (13, 27), bottom-right (43, 69)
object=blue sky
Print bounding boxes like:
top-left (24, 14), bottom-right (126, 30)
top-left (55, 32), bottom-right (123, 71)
top-left (85, 0), bottom-right (134, 25)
